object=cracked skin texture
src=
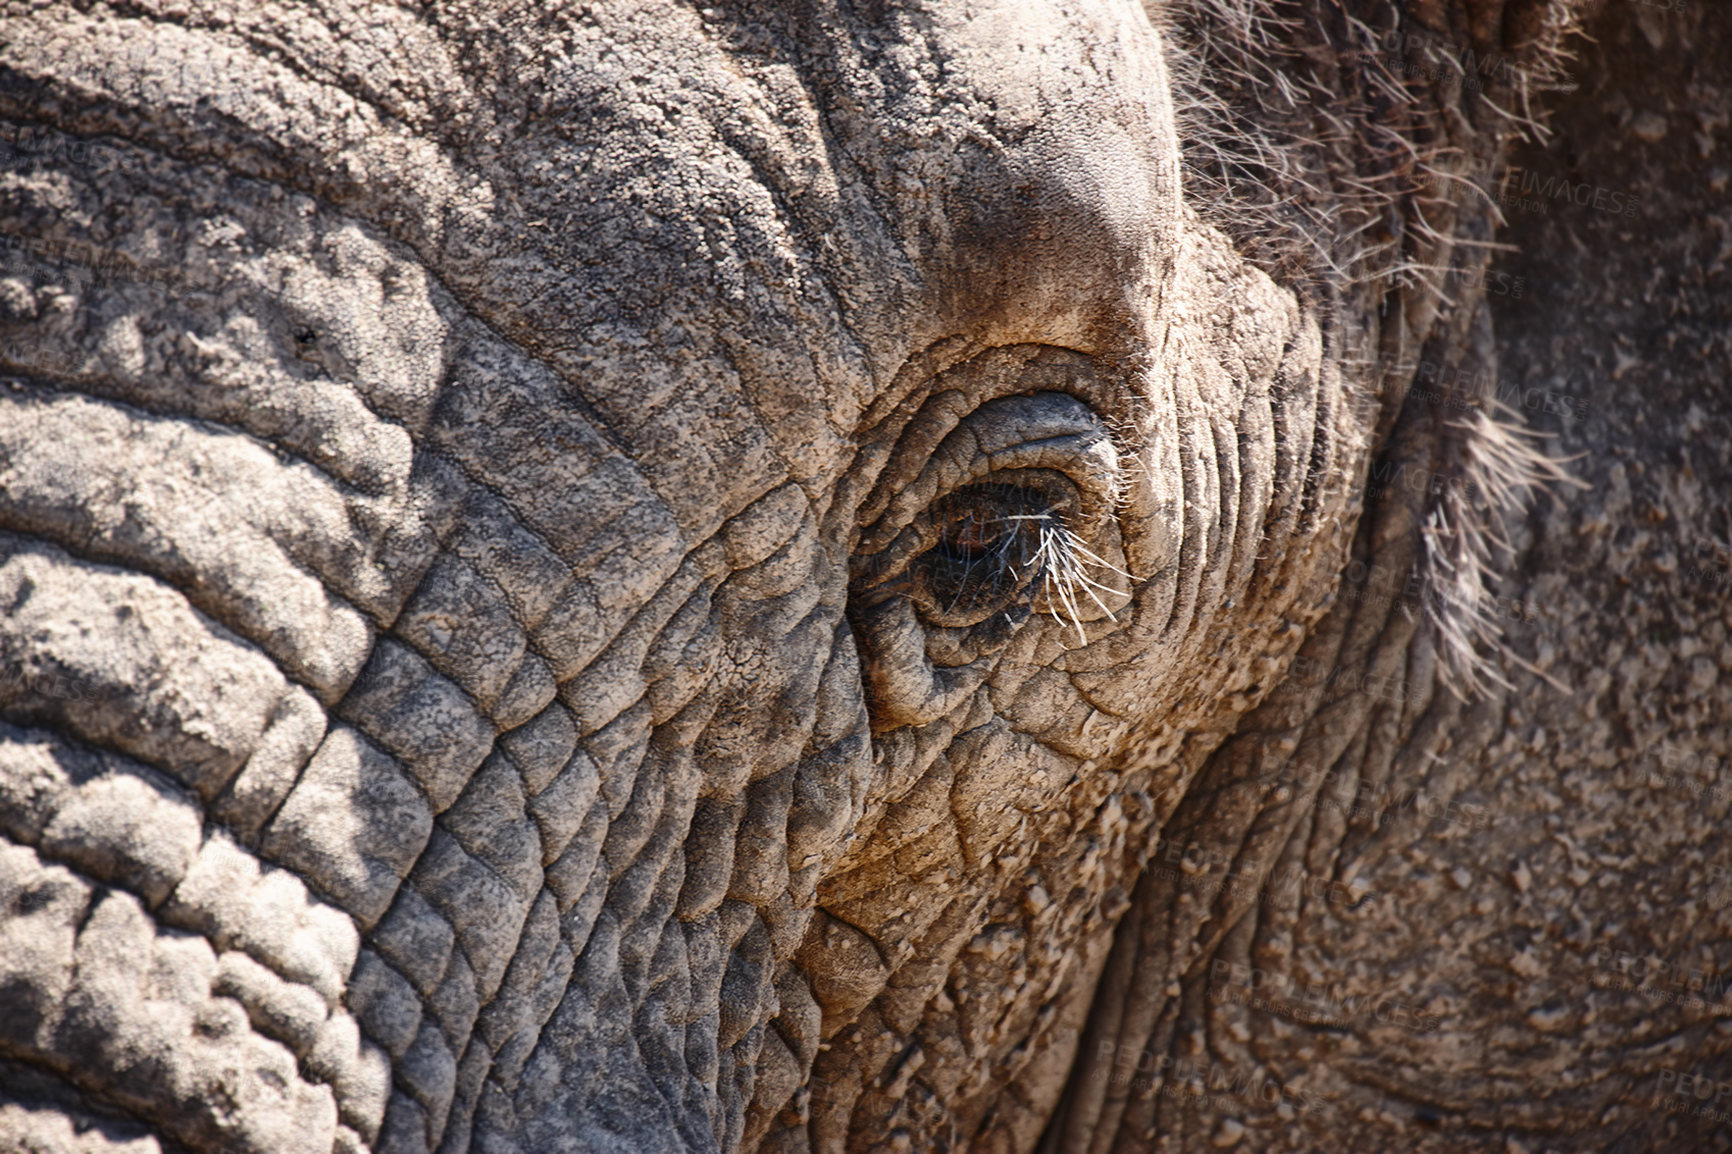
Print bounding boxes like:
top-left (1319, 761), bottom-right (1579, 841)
top-left (1, 0), bottom-right (1726, 1151)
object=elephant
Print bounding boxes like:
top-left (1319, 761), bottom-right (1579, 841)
top-left (3, 0), bottom-right (1730, 1151)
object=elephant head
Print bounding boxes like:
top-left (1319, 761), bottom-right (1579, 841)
top-left (10, 0), bottom-right (1705, 1152)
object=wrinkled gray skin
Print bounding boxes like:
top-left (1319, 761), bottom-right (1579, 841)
top-left (1, 0), bottom-right (1726, 1151)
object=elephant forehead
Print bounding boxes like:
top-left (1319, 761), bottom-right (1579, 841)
top-left (464, 0), bottom-right (1183, 528)
top-left (0, 0), bottom-right (1186, 547)
top-left (914, 0), bottom-right (1184, 276)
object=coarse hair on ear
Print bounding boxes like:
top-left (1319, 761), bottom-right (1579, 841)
top-left (1421, 400), bottom-right (1586, 697)
top-left (1149, 0), bottom-right (1588, 294)
top-left (1150, 0), bottom-right (1591, 697)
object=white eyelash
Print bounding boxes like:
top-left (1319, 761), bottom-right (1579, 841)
top-left (998, 511), bottom-right (1132, 645)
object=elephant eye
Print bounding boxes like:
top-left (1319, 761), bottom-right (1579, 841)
top-left (850, 384), bottom-right (1137, 649)
top-left (938, 501), bottom-right (1013, 558)
top-left (935, 485), bottom-right (1056, 566)
top-left (919, 483), bottom-right (1052, 623)
top-left (913, 479), bottom-right (1133, 637)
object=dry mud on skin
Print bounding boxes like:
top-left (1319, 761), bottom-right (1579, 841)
top-left (0, 1), bottom-right (1729, 1153)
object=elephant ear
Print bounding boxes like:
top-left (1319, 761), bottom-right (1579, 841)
top-left (1047, 0), bottom-right (1595, 1149)
top-left (1155, 0), bottom-right (1590, 694)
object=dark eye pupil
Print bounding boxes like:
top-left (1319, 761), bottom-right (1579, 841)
top-left (943, 509), bottom-right (1006, 557)
top-left (916, 483), bottom-right (1059, 624)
